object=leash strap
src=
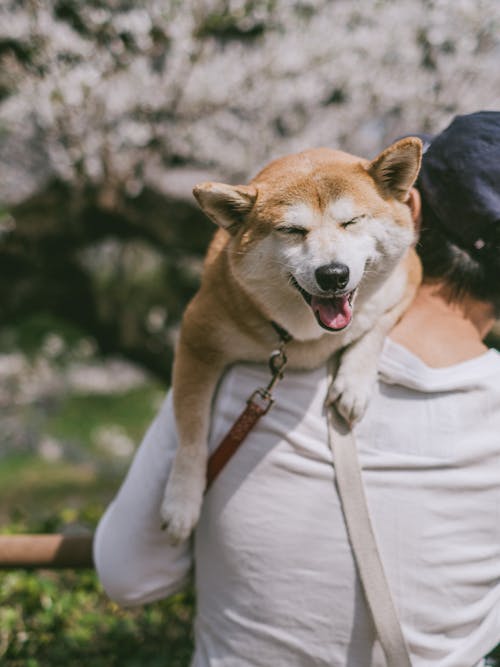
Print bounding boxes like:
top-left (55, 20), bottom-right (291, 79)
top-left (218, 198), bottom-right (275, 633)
top-left (326, 363), bottom-right (412, 666)
top-left (206, 389), bottom-right (272, 490)
top-left (206, 324), bottom-right (290, 490)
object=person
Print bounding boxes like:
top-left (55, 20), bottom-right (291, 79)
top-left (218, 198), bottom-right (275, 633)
top-left (94, 111), bottom-right (500, 666)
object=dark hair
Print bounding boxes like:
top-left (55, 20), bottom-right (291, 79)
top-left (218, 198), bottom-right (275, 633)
top-left (411, 111), bottom-right (500, 315)
top-left (417, 194), bottom-right (500, 316)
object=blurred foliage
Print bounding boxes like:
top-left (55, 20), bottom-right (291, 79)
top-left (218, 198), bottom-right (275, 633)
top-left (485, 327), bottom-right (500, 352)
top-left (0, 313), bottom-right (86, 361)
top-left (0, 379), bottom-right (165, 521)
top-left (0, 512), bottom-right (194, 667)
top-left (45, 385), bottom-right (163, 453)
top-left (0, 183), bottom-right (212, 383)
top-left (195, 1), bottom-right (272, 41)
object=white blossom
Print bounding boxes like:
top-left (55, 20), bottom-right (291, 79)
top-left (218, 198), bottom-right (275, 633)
top-left (1, 0), bottom-right (499, 206)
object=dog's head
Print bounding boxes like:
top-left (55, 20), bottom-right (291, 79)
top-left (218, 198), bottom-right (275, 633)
top-left (193, 138), bottom-right (422, 340)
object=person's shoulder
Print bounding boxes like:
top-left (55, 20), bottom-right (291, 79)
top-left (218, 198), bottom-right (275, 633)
top-left (462, 348), bottom-right (500, 400)
top-left (379, 339), bottom-right (500, 394)
top-left (487, 347), bottom-right (500, 362)
top-left (483, 348), bottom-right (500, 383)
top-left (481, 347), bottom-right (500, 368)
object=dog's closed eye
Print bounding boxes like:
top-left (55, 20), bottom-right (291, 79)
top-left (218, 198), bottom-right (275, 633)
top-left (340, 217), bottom-right (362, 229)
top-left (276, 226), bottom-right (309, 237)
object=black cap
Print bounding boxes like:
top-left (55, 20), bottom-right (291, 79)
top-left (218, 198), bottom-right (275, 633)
top-left (416, 111), bottom-right (500, 253)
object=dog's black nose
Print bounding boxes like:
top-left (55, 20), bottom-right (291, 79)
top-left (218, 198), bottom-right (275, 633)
top-left (315, 263), bottom-right (350, 291)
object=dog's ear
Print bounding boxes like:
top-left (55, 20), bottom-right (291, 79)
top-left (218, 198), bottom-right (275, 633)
top-left (193, 182), bottom-right (257, 233)
top-left (367, 138), bottom-right (422, 202)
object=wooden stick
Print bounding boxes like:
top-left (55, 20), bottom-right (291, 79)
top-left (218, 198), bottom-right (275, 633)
top-left (0, 534), bottom-right (94, 569)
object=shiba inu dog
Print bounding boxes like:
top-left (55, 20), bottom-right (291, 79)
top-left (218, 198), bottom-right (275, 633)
top-left (161, 138), bottom-right (422, 542)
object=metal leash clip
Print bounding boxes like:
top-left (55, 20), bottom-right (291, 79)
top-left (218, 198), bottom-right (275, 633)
top-left (247, 343), bottom-right (289, 414)
top-left (267, 345), bottom-right (288, 392)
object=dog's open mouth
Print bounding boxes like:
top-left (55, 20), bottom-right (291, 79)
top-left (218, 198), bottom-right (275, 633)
top-left (291, 277), bottom-right (355, 332)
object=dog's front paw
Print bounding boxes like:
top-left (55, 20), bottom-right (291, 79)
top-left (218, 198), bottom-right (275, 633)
top-left (160, 477), bottom-right (204, 545)
top-left (327, 372), bottom-right (374, 427)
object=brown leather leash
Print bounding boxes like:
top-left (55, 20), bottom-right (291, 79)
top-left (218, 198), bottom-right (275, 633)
top-left (205, 323), bottom-right (291, 490)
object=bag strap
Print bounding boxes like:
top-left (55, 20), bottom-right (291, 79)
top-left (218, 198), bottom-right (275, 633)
top-left (326, 365), bottom-right (412, 666)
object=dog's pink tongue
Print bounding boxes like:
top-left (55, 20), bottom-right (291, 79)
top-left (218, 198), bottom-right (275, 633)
top-left (311, 295), bottom-right (352, 330)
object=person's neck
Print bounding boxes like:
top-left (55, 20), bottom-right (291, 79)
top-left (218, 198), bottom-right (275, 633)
top-left (389, 281), bottom-right (496, 368)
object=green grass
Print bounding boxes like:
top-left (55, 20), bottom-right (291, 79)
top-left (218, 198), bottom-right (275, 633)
top-left (0, 383), bottom-right (165, 523)
top-left (0, 454), bottom-right (98, 510)
top-left (0, 539), bottom-right (194, 667)
top-left (45, 385), bottom-right (164, 451)
top-left (2, 574), bottom-right (193, 667)
top-left (1, 376), bottom-right (195, 667)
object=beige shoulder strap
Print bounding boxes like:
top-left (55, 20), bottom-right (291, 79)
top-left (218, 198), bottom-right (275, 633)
top-left (326, 375), bottom-right (412, 666)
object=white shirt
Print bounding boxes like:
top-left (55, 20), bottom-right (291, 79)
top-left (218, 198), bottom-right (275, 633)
top-left (94, 339), bottom-right (500, 666)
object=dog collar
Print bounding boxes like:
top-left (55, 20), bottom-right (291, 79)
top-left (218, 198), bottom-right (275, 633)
top-left (270, 320), bottom-right (293, 344)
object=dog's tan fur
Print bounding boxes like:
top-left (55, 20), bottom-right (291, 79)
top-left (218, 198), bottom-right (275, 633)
top-left (161, 139), bottom-right (422, 542)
